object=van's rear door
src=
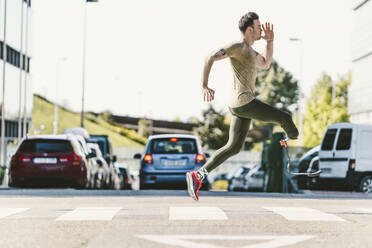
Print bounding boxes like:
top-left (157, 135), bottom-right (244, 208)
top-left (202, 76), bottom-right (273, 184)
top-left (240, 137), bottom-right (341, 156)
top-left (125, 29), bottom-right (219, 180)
top-left (320, 128), bottom-right (353, 178)
top-left (332, 128), bottom-right (353, 177)
top-left (319, 128), bottom-right (338, 178)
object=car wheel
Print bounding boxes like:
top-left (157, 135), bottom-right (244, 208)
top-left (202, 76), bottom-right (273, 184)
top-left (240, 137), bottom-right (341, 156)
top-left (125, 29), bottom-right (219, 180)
top-left (359, 175), bottom-right (372, 193)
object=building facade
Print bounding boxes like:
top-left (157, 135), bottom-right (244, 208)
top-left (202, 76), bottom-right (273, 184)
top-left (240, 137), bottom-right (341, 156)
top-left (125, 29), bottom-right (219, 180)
top-left (0, 0), bottom-right (32, 140)
top-left (349, 0), bottom-right (372, 123)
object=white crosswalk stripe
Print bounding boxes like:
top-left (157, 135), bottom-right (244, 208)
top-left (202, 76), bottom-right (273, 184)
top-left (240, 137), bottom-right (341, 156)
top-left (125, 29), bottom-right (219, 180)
top-left (357, 208), bottom-right (372, 213)
top-left (169, 207), bottom-right (228, 220)
top-left (0, 208), bottom-right (30, 219)
top-left (263, 207), bottom-right (346, 221)
top-left (0, 206), bottom-right (353, 223)
top-left (55, 207), bottom-right (122, 221)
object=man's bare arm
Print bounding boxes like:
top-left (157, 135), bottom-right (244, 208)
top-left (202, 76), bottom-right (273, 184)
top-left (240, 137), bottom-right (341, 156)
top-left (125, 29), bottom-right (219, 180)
top-left (201, 48), bottom-right (228, 102)
top-left (256, 22), bottom-right (274, 70)
top-left (256, 40), bottom-right (273, 70)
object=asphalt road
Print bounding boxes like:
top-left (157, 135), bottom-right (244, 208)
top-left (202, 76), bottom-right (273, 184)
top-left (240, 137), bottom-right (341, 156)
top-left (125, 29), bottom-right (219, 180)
top-left (0, 189), bottom-right (372, 248)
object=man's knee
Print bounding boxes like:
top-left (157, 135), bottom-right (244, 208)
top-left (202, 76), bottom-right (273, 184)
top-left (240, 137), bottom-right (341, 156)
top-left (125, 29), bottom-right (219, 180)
top-left (281, 112), bottom-right (298, 139)
top-left (228, 144), bottom-right (242, 156)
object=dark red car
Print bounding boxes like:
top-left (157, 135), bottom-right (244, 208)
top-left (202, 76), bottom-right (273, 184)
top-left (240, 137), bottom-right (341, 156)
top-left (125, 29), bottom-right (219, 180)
top-left (8, 134), bottom-right (93, 188)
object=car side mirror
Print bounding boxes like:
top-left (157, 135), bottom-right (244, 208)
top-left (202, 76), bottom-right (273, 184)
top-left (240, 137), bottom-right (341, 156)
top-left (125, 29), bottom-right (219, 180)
top-left (112, 155), bottom-right (117, 163)
top-left (133, 153), bottom-right (141, 159)
top-left (205, 153), bottom-right (210, 158)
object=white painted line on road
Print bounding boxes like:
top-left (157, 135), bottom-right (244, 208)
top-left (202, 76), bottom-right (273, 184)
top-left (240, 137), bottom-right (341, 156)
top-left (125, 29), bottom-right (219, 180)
top-left (55, 207), bottom-right (121, 221)
top-left (263, 207), bottom-right (346, 222)
top-left (136, 234), bottom-right (315, 248)
top-left (357, 208), bottom-right (372, 213)
top-left (0, 208), bottom-right (29, 219)
top-left (169, 207), bottom-right (227, 220)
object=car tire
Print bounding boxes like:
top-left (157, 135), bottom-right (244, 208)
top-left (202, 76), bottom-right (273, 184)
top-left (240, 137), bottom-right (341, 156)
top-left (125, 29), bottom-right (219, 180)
top-left (359, 175), bottom-right (372, 193)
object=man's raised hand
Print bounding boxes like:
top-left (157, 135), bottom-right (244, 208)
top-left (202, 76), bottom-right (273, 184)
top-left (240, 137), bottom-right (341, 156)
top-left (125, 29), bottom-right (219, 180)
top-left (261, 22), bottom-right (274, 41)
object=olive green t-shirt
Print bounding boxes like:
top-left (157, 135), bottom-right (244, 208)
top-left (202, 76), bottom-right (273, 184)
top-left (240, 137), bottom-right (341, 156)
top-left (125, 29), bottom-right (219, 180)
top-left (224, 41), bottom-right (258, 108)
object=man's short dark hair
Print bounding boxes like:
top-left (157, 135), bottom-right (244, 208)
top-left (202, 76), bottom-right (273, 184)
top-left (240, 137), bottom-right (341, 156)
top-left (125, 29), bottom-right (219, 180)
top-left (239, 12), bottom-right (259, 34)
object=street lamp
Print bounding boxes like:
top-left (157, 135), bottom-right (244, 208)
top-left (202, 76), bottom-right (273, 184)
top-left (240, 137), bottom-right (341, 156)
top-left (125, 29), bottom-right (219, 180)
top-left (81, 0), bottom-right (98, 128)
top-left (18, 0), bottom-right (25, 141)
top-left (289, 37), bottom-right (304, 147)
top-left (0, 0), bottom-right (8, 168)
top-left (22, 0), bottom-right (30, 138)
top-left (54, 57), bottom-right (67, 135)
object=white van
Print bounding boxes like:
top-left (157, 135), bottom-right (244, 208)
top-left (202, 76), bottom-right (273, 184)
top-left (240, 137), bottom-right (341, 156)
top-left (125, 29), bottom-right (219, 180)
top-left (318, 122), bottom-right (372, 193)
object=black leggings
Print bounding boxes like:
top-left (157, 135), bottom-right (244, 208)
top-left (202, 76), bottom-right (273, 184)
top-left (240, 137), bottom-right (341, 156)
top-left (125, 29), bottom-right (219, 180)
top-left (201, 99), bottom-right (298, 172)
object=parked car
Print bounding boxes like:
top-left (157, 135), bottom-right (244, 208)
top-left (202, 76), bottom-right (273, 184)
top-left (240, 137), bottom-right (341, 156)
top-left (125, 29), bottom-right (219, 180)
top-left (88, 135), bottom-right (121, 189)
top-left (318, 122), bottom-right (372, 193)
top-left (63, 128), bottom-right (99, 188)
top-left (212, 173), bottom-right (229, 190)
top-left (134, 134), bottom-right (211, 190)
top-left (115, 163), bottom-right (132, 190)
top-left (63, 127), bottom-right (90, 139)
top-left (8, 135), bottom-right (93, 188)
top-left (244, 163), bottom-right (265, 191)
top-left (87, 142), bottom-right (111, 189)
top-left (296, 145), bottom-right (320, 189)
top-left (88, 135), bottom-right (117, 165)
top-left (227, 166), bottom-right (251, 191)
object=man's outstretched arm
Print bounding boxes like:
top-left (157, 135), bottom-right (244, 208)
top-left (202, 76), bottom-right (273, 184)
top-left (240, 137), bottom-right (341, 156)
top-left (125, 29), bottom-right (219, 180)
top-left (201, 48), bottom-right (228, 102)
top-left (256, 22), bottom-right (274, 70)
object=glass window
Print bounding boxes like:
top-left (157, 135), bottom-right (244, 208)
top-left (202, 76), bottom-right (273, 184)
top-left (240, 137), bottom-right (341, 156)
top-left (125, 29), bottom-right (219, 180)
top-left (321, 129), bottom-right (337, 151)
top-left (19, 139), bottom-right (73, 153)
top-left (150, 138), bottom-right (197, 154)
top-left (336, 129), bottom-right (352, 150)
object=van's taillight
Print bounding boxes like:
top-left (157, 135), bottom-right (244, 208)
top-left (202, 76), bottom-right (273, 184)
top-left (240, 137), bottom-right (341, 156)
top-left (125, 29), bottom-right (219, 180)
top-left (349, 159), bottom-right (356, 171)
top-left (72, 154), bottom-right (82, 166)
top-left (196, 154), bottom-right (205, 163)
top-left (143, 154), bottom-right (153, 164)
top-left (19, 156), bottom-right (31, 163)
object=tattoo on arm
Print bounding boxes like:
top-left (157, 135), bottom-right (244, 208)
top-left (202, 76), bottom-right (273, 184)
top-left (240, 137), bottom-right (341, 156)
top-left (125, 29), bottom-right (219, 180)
top-left (212, 49), bottom-right (226, 60)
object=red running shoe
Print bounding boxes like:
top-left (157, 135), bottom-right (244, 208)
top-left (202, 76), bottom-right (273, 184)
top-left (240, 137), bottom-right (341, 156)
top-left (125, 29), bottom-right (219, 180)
top-left (186, 171), bottom-right (203, 201)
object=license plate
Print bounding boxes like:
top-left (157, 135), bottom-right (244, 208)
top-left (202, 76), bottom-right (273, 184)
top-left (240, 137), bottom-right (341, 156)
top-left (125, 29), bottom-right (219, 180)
top-left (163, 159), bottom-right (186, 167)
top-left (33, 157), bottom-right (57, 164)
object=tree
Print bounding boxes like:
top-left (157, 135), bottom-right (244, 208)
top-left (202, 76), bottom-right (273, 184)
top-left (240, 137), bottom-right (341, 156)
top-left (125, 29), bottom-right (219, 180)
top-left (194, 105), bottom-right (230, 149)
top-left (303, 73), bottom-right (350, 147)
top-left (255, 60), bottom-right (299, 113)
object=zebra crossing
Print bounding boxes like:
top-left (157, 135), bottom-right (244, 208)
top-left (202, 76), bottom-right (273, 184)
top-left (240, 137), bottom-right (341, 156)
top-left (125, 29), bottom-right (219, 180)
top-left (0, 205), bottom-right (366, 222)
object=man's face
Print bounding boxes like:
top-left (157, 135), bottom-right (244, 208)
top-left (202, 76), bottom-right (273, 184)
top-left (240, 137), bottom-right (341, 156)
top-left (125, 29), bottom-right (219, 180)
top-left (252, 19), bottom-right (262, 40)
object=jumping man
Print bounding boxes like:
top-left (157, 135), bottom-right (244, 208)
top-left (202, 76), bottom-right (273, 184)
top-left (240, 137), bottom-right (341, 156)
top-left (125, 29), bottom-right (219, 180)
top-left (186, 12), bottom-right (299, 201)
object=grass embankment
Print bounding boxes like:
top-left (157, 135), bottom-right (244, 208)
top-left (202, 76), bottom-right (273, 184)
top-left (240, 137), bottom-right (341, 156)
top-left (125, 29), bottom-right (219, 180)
top-left (31, 94), bottom-right (146, 148)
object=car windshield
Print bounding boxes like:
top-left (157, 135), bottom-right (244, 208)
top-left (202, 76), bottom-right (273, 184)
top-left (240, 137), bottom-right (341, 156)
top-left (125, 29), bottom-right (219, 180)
top-left (19, 139), bottom-right (73, 153)
top-left (150, 138), bottom-right (197, 154)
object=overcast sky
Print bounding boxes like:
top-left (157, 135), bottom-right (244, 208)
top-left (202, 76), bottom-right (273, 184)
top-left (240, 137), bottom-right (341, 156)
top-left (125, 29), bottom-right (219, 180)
top-left (32, 0), bottom-right (352, 121)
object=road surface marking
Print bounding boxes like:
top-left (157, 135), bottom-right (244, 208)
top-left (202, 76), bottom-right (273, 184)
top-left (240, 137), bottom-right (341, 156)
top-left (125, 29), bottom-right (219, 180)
top-left (263, 207), bottom-right (345, 221)
top-left (0, 208), bottom-right (29, 219)
top-left (55, 207), bottom-right (121, 221)
top-left (136, 234), bottom-right (315, 248)
top-left (357, 208), bottom-right (372, 213)
top-left (169, 207), bottom-right (227, 220)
